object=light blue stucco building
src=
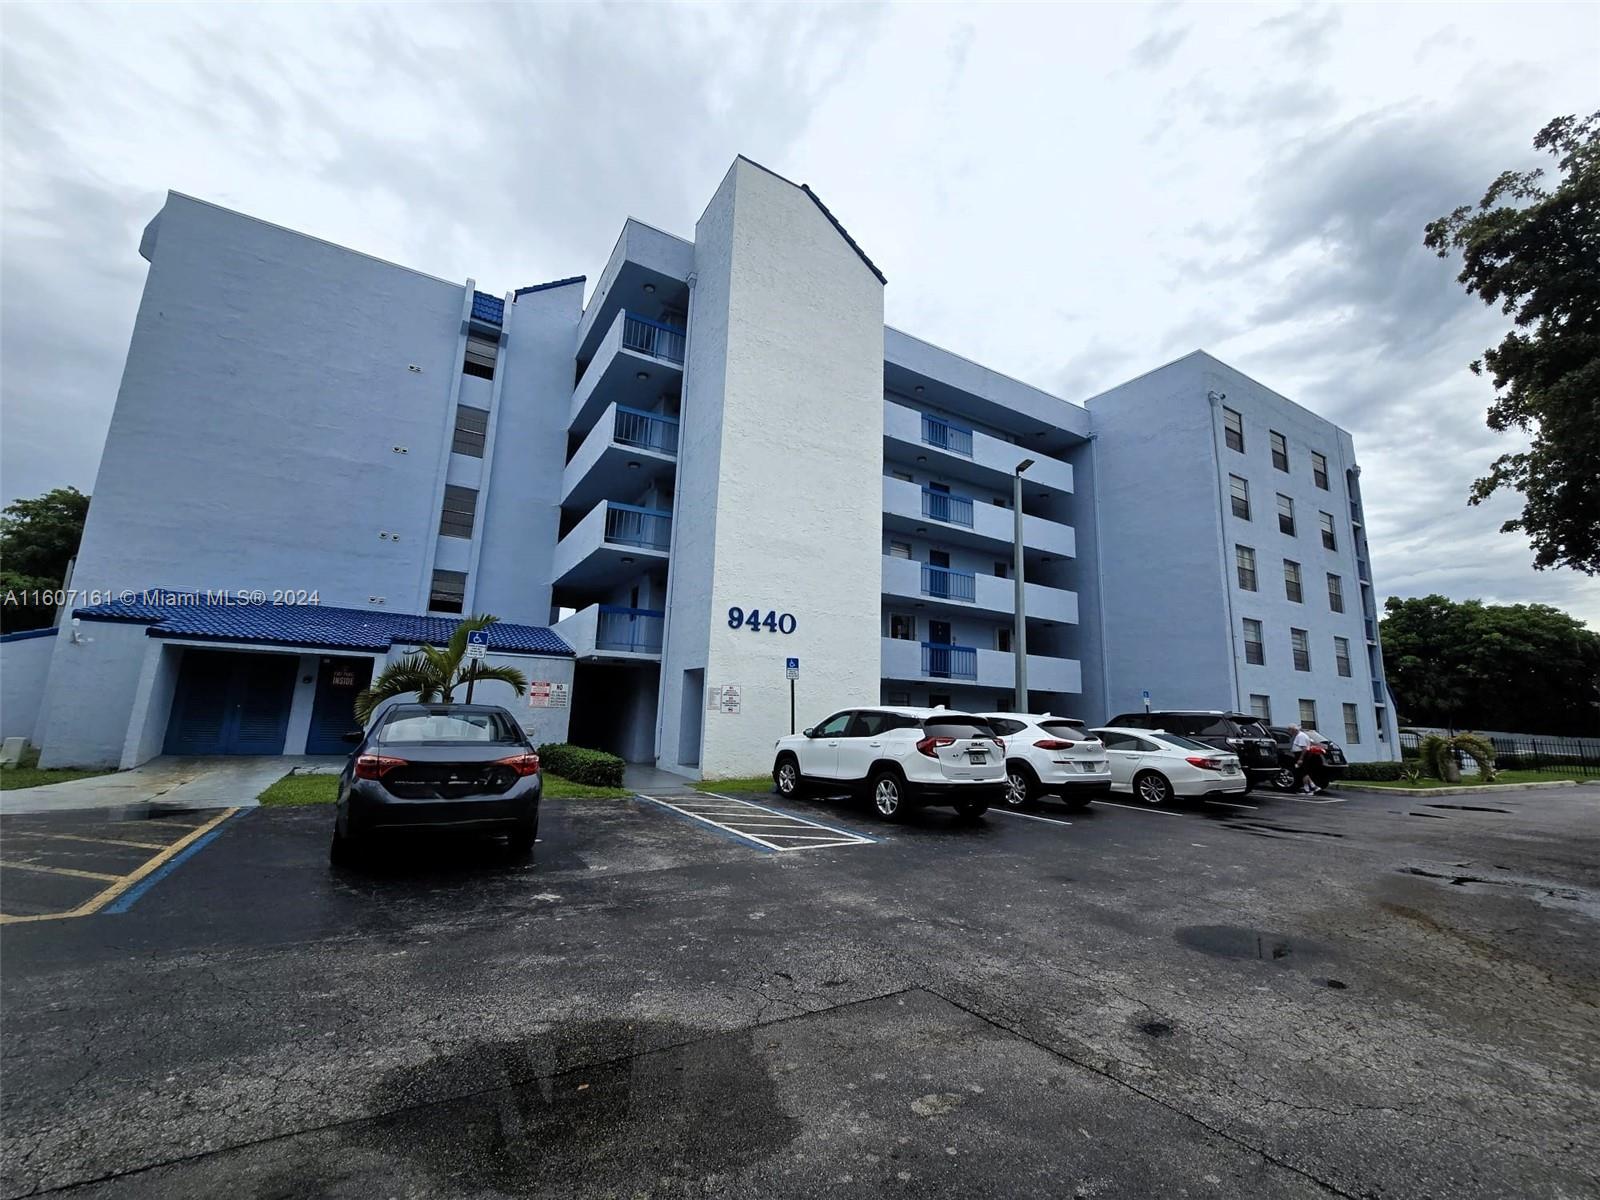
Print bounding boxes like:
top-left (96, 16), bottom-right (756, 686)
top-left (2, 156), bottom-right (1395, 775)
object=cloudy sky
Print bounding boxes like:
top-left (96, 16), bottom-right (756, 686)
top-left (2, 1), bottom-right (1596, 623)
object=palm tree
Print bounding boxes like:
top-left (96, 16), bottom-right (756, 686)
top-left (354, 614), bottom-right (528, 726)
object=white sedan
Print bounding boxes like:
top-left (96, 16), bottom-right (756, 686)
top-left (1088, 727), bottom-right (1249, 805)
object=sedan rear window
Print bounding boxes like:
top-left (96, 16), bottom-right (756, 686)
top-left (922, 718), bottom-right (995, 739)
top-left (1150, 732), bottom-right (1218, 753)
top-left (1039, 720), bottom-right (1087, 740)
top-left (378, 711), bottom-right (522, 744)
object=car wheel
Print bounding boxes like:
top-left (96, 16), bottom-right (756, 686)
top-left (1134, 771), bottom-right (1173, 806)
top-left (773, 755), bottom-right (802, 797)
top-left (955, 800), bottom-right (989, 820)
top-left (1003, 763), bottom-right (1036, 808)
top-left (508, 817), bottom-right (538, 859)
top-left (870, 771), bottom-right (907, 821)
top-left (1273, 767), bottom-right (1296, 792)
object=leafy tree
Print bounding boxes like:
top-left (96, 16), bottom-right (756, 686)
top-left (1424, 111), bottom-right (1600, 574)
top-left (354, 614), bottom-right (528, 725)
top-left (0, 486), bottom-right (90, 632)
top-left (1381, 594), bottom-right (1600, 735)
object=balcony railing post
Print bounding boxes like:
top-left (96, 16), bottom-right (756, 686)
top-left (921, 641), bottom-right (976, 680)
top-left (621, 313), bottom-right (686, 365)
top-left (603, 502), bottom-right (672, 551)
top-left (596, 606), bottom-right (666, 653)
top-left (614, 405), bottom-right (680, 456)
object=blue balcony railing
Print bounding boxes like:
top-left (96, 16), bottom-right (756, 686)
top-left (922, 487), bottom-right (974, 527)
top-left (921, 414), bottom-right (973, 457)
top-left (922, 642), bottom-right (977, 680)
top-left (614, 405), bottom-right (679, 455)
top-left (622, 313), bottom-right (686, 365)
top-left (596, 606), bottom-right (665, 654)
top-left (921, 563), bottom-right (976, 602)
top-left (603, 502), bottom-right (672, 551)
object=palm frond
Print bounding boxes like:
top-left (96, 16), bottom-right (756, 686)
top-left (445, 613), bottom-right (499, 670)
top-left (354, 653), bottom-right (449, 725)
top-left (456, 661), bottom-right (529, 697)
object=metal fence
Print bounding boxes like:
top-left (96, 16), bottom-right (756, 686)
top-left (1398, 729), bottom-right (1600, 777)
top-left (921, 487), bottom-right (974, 528)
top-left (621, 313), bottom-right (686, 364)
top-left (595, 606), bottom-right (665, 654)
top-left (921, 563), bottom-right (976, 602)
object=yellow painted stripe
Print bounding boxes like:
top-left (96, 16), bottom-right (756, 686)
top-left (2, 830), bottom-right (170, 851)
top-left (0, 860), bottom-right (123, 882)
top-left (0, 807), bottom-right (239, 925)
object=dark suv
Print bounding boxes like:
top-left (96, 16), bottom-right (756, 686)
top-left (1105, 710), bottom-right (1279, 789)
top-left (1266, 726), bottom-right (1349, 791)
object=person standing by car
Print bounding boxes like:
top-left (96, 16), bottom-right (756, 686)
top-left (1303, 737), bottom-right (1329, 793)
top-left (1288, 724), bottom-right (1313, 793)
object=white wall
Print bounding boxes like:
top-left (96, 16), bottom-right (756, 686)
top-left (0, 630), bottom-right (58, 743)
top-left (36, 621), bottom-right (159, 768)
top-left (368, 648), bottom-right (575, 748)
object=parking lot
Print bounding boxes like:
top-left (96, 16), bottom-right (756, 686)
top-left (2, 779), bottom-right (1597, 1198)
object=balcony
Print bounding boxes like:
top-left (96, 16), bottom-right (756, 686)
top-left (881, 637), bottom-right (1081, 694)
top-left (1372, 680), bottom-right (1387, 704)
top-left (552, 500), bottom-right (672, 592)
top-left (562, 402), bottom-right (679, 511)
top-left (553, 604), bottom-right (664, 661)
top-left (884, 399), bottom-right (1074, 496)
top-left (883, 476), bottom-right (1074, 558)
top-left (881, 555), bottom-right (1078, 624)
top-left (570, 309), bottom-right (687, 436)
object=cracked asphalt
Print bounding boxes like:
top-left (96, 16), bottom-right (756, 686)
top-left (2, 781), bottom-right (1597, 1198)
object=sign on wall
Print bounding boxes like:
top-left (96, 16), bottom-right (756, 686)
top-left (528, 681), bottom-right (570, 708)
top-left (707, 684), bottom-right (742, 714)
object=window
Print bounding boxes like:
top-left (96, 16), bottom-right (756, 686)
top-left (850, 711), bottom-right (894, 737)
top-left (1327, 573), bottom-right (1344, 612)
top-left (891, 469), bottom-right (914, 482)
top-left (1320, 511), bottom-right (1337, 551)
top-left (1223, 407), bottom-right (1244, 452)
top-left (1270, 430), bottom-right (1289, 472)
top-left (1283, 559), bottom-right (1302, 603)
top-left (1229, 475), bottom-right (1251, 520)
top-left (885, 690), bottom-right (911, 705)
top-left (994, 561), bottom-right (1008, 579)
top-left (1277, 493), bottom-right (1296, 536)
top-left (1375, 709), bottom-right (1386, 741)
top-left (429, 569), bottom-right (466, 614)
top-left (451, 404), bottom-right (489, 457)
top-left (1291, 628), bottom-right (1311, 672)
top-left (888, 613), bottom-right (916, 641)
top-left (1242, 618), bottom-right (1264, 665)
top-left (438, 485), bottom-right (478, 539)
top-left (1335, 636), bottom-right (1352, 677)
top-left (996, 627), bottom-right (1012, 653)
top-left (1343, 703), bottom-right (1361, 744)
top-left (1299, 699), bottom-right (1317, 729)
top-left (1249, 693), bottom-right (1272, 722)
top-left (379, 709), bottom-right (521, 745)
top-left (889, 541), bottom-right (912, 559)
top-left (814, 712), bottom-right (853, 737)
top-left (463, 333), bottom-right (498, 380)
top-left (1235, 545), bottom-right (1257, 591)
top-left (1312, 451), bottom-right (1329, 490)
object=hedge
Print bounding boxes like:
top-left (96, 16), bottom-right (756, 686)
top-left (534, 743), bottom-right (626, 788)
top-left (1344, 761), bottom-right (1406, 781)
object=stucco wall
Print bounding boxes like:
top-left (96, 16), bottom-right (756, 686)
top-left (370, 648), bottom-right (575, 748)
top-left (36, 620), bottom-right (159, 768)
top-left (0, 629), bottom-right (58, 743)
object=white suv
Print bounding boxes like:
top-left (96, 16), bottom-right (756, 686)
top-left (981, 712), bottom-right (1112, 811)
top-left (772, 707), bottom-right (1005, 821)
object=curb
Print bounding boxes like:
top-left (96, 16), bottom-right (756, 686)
top-left (1337, 780), bottom-right (1582, 797)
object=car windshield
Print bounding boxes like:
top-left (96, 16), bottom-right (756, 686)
top-left (377, 710), bottom-right (522, 744)
top-left (1150, 732), bottom-right (1220, 753)
top-left (1039, 720), bottom-right (1088, 741)
top-left (923, 718), bottom-right (995, 738)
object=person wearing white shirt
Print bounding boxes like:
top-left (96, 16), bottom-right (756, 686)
top-left (1289, 725), bottom-right (1314, 793)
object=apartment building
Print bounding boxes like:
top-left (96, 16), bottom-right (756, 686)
top-left (2, 155), bottom-right (1394, 775)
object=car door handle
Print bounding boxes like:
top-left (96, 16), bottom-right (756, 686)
top-left (868, 742), bottom-right (881, 748)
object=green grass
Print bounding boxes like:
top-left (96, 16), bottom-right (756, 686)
top-left (699, 775), bottom-right (776, 795)
top-left (1344, 768), bottom-right (1588, 790)
top-left (0, 746), bottom-right (116, 791)
top-left (255, 771), bottom-right (629, 806)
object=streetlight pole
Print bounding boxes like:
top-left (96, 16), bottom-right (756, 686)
top-left (1013, 458), bottom-right (1034, 711)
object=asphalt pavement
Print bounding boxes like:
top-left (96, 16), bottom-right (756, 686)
top-left (2, 780), bottom-right (1597, 1198)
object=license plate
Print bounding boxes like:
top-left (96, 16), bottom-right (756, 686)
top-left (1085, 760), bottom-right (1106, 771)
top-left (968, 751), bottom-right (987, 764)
top-left (1222, 764), bottom-right (1239, 774)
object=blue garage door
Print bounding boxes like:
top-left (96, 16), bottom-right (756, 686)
top-left (304, 656), bottom-right (374, 754)
top-left (164, 650), bottom-right (297, 755)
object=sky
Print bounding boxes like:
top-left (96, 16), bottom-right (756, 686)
top-left (1, 1), bottom-right (1596, 624)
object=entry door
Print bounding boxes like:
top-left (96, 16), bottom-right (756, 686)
top-left (305, 656), bottom-right (374, 754)
top-left (165, 650), bottom-right (297, 755)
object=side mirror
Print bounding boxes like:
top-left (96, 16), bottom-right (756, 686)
top-left (342, 731), bottom-right (363, 744)
top-left (803, 727), bottom-right (815, 738)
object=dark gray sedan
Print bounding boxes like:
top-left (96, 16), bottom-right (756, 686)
top-left (332, 704), bottom-right (542, 864)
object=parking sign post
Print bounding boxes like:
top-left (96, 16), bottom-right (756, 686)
top-left (786, 658), bottom-right (799, 733)
top-left (1142, 689), bottom-right (1151, 714)
top-left (465, 630), bottom-right (490, 702)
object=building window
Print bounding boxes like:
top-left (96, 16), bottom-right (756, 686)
top-left (1291, 628), bottom-right (1311, 672)
top-left (1223, 407), bottom-right (1244, 452)
top-left (1299, 698), bottom-right (1317, 729)
top-left (1235, 545), bottom-right (1257, 591)
top-left (1312, 451), bottom-right (1329, 490)
top-left (1277, 493), bottom-right (1296, 536)
top-left (1375, 709), bottom-right (1387, 741)
top-left (886, 690), bottom-right (911, 706)
top-left (1335, 636), bottom-right (1352, 677)
top-left (1229, 475), bottom-right (1251, 520)
top-left (1250, 693), bottom-right (1272, 722)
top-left (463, 333), bottom-right (498, 380)
top-left (429, 569), bottom-right (466, 614)
top-left (994, 561), bottom-right (1008, 579)
top-left (891, 469), bottom-right (914, 482)
top-left (996, 627), bottom-right (1012, 653)
top-left (438, 485), bottom-right (478, 539)
top-left (1243, 618), bottom-right (1264, 665)
top-left (1270, 430), bottom-right (1289, 472)
top-left (889, 540), bottom-right (912, 559)
top-left (452, 404), bottom-right (490, 457)
top-left (889, 613), bottom-right (916, 641)
top-left (1320, 511), bottom-right (1337, 551)
top-left (1327, 573), bottom-right (1344, 612)
top-left (1343, 703), bottom-right (1361, 744)
top-left (1283, 559), bottom-right (1302, 603)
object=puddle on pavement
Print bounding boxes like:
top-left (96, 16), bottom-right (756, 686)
top-left (1174, 924), bottom-right (1323, 966)
top-left (1223, 821), bottom-right (1344, 839)
top-left (1137, 1019), bottom-right (1173, 1037)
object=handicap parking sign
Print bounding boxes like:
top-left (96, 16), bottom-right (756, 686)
top-left (786, 657), bottom-right (799, 679)
top-left (466, 629), bottom-right (489, 659)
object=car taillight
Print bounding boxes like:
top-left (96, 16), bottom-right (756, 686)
top-left (494, 753), bottom-right (541, 777)
top-left (354, 754), bottom-right (407, 780)
top-left (1186, 756), bottom-right (1224, 771)
top-left (1033, 739), bottom-right (1075, 750)
top-left (991, 737), bottom-right (1005, 751)
top-left (916, 736), bottom-right (955, 757)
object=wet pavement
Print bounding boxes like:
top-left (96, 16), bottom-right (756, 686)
top-left (2, 781), bottom-right (1597, 1197)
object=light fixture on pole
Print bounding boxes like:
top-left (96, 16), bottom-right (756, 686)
top-left (1013, 458), bottom-right (1034, 711)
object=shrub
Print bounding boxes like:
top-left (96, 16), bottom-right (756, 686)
top-left (534, 743), bottom-right (625, 787)
top-left (1417, 732), bottom-right (1496, 781)
top-left (1345, 761), bottom-right (1405, 781)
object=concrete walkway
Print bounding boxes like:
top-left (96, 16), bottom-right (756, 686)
top-left (621, 762), bottom-right (699, 793)
top-left (0, 756), bottom-right (342, 816)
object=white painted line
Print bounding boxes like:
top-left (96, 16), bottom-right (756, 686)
top-left (1095, 799), bottom-right (1183, 817)
top-left (1206, 800), bottom-right (1259, 810)
top-left (689, 791), bottom-right (880, 843)
top-left (992, 809), bottom-right (1072, 827)
top-left (1283, 795), bottom-right (1349, 805)
top-left (636, 792), bottom-right (875, 852)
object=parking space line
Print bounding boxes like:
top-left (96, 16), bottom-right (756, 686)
top-left (688, 791), bottom-right (882, 842)
top-left (1094, 799), bottom-right (1183, 817)
top-left (1207, 800), bottom-right (1259, 810)
top-left (0, 860), bottom-right (123, 882)
top-left (3, 830), bottom-right (171, 850)
top-left (993, 809), bottom-right (1072, 827)
top-left (1283, 795), bottom-right (1349, 805)
top-left (637, 791), bottom-right (876, 853)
